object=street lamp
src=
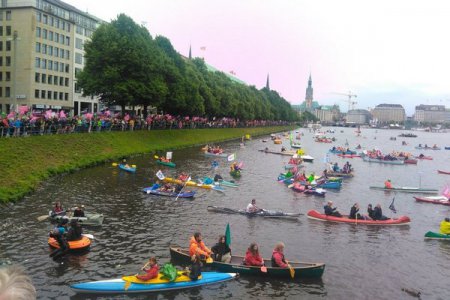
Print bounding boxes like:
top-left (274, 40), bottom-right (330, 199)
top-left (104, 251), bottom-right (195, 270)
top-left (8, 30), bottom-right (19, 113)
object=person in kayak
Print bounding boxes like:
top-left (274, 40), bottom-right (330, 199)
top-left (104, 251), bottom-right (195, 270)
top-left (189, 232), bottom-right (212, 259)
top-left (373, 204), bottom-right (390, 220)
top-left (439, 218), bottom-right (450, 235)
top-left (178, 172), bottom-right (189, 182)
top-left (367, 204), bottom-right (375, 219)
top-left (213, 174), bottom-right (223, 182)
top-left (66, 219), bottom-right (83, 241)
top-left (73, 205), bottom-right (85, 217)
top-left (246, 199), bottom-right (262, 214)
top-left (189, 253), bottom-right (202, 281)
top-left (211, 235), bottom-right (231, 263)
top-left (49, 218), bottom-right (69, 260)
top-left (243, 243), bottom-right (264, 266)
top-left (324, 201), bottom-right (342, 217)
top-left (349, 203), bottom-right (367, 220)
top-left (384, 179), bottom-right (393, 189)
top-left (332, 162), bottom-right (340, 172)
top-left (271, 242), bottom-right (288, 268)
top-left (136, 257), bottom-right (159, 281)
top-left (51, 201), bottom-right (65, 217)
top-left (150, 181), bottom-right (161, 191)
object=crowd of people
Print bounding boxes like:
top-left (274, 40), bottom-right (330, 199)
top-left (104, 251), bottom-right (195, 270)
top-left (0, 109), bottom-right (292, 138)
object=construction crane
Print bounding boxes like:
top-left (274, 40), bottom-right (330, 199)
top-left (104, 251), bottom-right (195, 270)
top-left (332, 91), bottom-right (358, 111)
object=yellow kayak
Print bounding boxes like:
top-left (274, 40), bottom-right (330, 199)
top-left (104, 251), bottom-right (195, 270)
top-left (163, 177), bottom-right (213, 190)
top-left (122, 271), bottom-right (201, 284)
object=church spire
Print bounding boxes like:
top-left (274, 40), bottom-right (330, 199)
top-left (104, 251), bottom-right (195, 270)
top-left (188, 45), bottom-right (192, 59)
top-left (266, 74), bottom-right (270, 90)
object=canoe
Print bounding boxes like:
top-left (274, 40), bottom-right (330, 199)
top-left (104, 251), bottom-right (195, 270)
top-left (49, 212), bottom-right (105, 226)
top-left (119, 164), bottom-right (136, 173)
top-left (424, 231), bottom-right (450, 240)
top-left (142, 188), bottom-right (195, 198)
top-left (214, 180), bottom-right (238, 188)
top-left (415, 146), bottom-right (441, 150)
top-left (370, 186), bottom-right (438, 194)
top-left (163, 177), bottom-right (212, 190)
top-left (337, 154), bottom-right (361, 158)
top-left (48, 236), bottom-right (91, 250)
top-left (329, 149), bottom-right (357, 155)
top-left (170, 246), bottom-right (325, 279)
top-left (258, 149), bottom-right (297, 156)
top-left (207, 206), bottom-right (300, 220)
top-left (71, 272), bottom-right (237, 294)
top-left (326, 171), bottom-right (354, 178)
top-left (204, 151), bottom-right (228, 158)
top-left (415, 156), bottom-right (433, 160)
top-left (156, 160), bottom-right (176, 168)
top-left (307, 210), bottom-right (411, 226)
top-left (414, 196), bottom-right (450, 206)
top-left (438, 170), bottom-right (450, 175)
top-left (362, 156), bottom-right (404, 165)
top-left (316, 181), bottom-right (341, 189)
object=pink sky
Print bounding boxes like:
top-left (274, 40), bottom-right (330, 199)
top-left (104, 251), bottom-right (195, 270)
top-left (65, 0), bottom-right (450, 114)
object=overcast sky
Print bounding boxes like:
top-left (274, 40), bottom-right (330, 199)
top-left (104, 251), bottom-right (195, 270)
top-left (65, 0), bottom-right (450, 114)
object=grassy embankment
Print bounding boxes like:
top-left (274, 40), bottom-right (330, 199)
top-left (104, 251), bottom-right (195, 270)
top-left (0, 126), bottom-right (295, 203)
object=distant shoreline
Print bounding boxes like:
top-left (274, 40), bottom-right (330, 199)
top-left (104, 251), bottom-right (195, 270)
top-left (0, 126), bottom-right (295, 203)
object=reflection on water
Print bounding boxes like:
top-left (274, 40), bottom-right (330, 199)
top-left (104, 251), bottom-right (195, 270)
top-left (1, 127), bottom-right (450, 299)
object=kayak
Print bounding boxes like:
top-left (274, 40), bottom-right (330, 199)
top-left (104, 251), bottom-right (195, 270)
top-left (71, 272), bottom-right (237, 294)
top-left (163, 177), bottom-right (218, 190)
top-left (370, 186), bottom-right (438, 194)
top-left (119, 164), bottom-right (136, 173)
top-left (49, 212), bottom-right (104, 226)
top-left (300, 155), bottom-right (314, 162)
top-left (316, 181), bottom-right (341, 189)
top-left (403, 159), bottom-right (418, 164)
top-left (329, 149), bottom-right (357, 155)
top-left (307, 210), bottom-right (411, 226)
top-left (156, 160), bottom-right (176, 168)
top-left (415, 156), bottom-right (433, 160)
top-left (142, 187), bottom-right (195, 198)
top-left (337, 154), bottom-right (361, 158)
top-left (424, 231), bottom-right (450, 240)
top-left (437, 170), bottom-right (450, 175)
top-left (170, 246), bottom-right (325, 279)
top-left (291, 183), bottom-right (326, 196)
top-left (326, 171), bottom-right (354, 178)
top-left (215, 180), bottom-right (239, 188)
top-left (204, 151), bottom-right (228, 158)
top-left (414, 196), bottom-right (450, 206)
top-left (415, 146), bottom-right (441, 150)
top-left (207, 206), bottom-right (301, 220)
top-left (48, 236), bottom-right (91, 250)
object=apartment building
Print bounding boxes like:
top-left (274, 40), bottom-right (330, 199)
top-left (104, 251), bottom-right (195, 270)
top-left (0, 0), bottom-right (101, 114)
top-left (371, 103), bottom-right (406, 124)
top-left (414, 104), bottom-right (450, 123)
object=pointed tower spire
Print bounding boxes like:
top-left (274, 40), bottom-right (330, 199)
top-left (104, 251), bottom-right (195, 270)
top-left (266, 74), bottom-right (270, 90)
top-left (188, 45), bottom-right (192, 59)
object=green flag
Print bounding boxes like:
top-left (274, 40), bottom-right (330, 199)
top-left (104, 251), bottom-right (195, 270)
top-left (225, 223), bottom-right (231, 247)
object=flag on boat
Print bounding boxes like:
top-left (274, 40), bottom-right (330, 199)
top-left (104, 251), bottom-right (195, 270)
top-left (225, 223), bottom-right (231, 247)
top-left (156, 170), bottom-right (165, 180)
top-left (389, 197), bottom-right (397, 213)
top-left (166, 152), bottom-right (173, 160)
top-left (227, 153), bottom-right (236, 162)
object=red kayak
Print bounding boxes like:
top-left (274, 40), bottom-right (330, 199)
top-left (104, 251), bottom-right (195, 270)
top-left (415, 156), bottom-right (433, 160)
top-left (404, 159), bottom-right (417, 164)
top-left (438, 170), bottom-right (450, 175)
top-left (414, 196), bottom-right (450, 206)
top-left (307, 210), bottom-right (411, 226)
top-left (337, 154), bottom-right (361, 158)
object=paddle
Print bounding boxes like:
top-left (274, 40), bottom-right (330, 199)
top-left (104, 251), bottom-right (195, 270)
top-left (37, 215), bottom-right (49, 221)
top-left (205, 257), bottom-right (213, 264)
top-left (286, 260), bottom-right (295, 278)
top-left (175, 174), bottom-right (191, 200)
top-left (82, 233), bottom-right (95, 240)
top-left (112, 162), bottom-right (136, 168)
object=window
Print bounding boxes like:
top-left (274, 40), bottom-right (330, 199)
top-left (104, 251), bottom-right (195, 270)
top-left (47, 90), bottom-right (51, 99)
top-left (48, 60), bottom-right (52, 70)
top-left (35, 42), bottom-right (41, 53)
top-left (41, 59), bottom-right (47, 69)
top-left (65, 77), bottom-right (69, 86)
top-left (54, 46), bottom-right (59, 57)
top-left (75, 38), bottom-right (83, 50)
top-left (65, 50), bottom-right (69, 60)
top-left (59, 62), bottom-right (64, 72)
top-left (59, 77), bottom-right (63, 86)
top-left (0, 41), bottom-right (2, 51)
top-left (0, 57), bottom-right (2, 66)
top-left (74, 82), bottom-right (81, 93)
top-left (41, 90), bottom-right (45, 99)
top-left (59, 34), bottom-right (64, 44)
top-left (75, 53), bottom-right (82, 64)
top-left (76, 26), bottom-right (83, 34)
top-left (65, 36), bottom-right (70, 46)
top-left (53, 91), bottom-right (57, 99)
top-left (59, 92), bottom-right (63, 100)
top-left (60, 48), bottom-right (64, 58)
top-left (48, 75), bottom-right (52, 84)
top-left (6, 87), bottom-right (10, 98)
top-left (55, 19), bottom-right (60, 28)
top-left (48, 45), bottom-right (52, 56)
top-left (0, 11), bottom-right (2, 21)
top-left (42, 29), bottom-right (47, 39)
top-left (36, 12), bottom-right (41, 22)
top-left (62, 21), bottom-right (65, 31)
top-left (0, 72), bottom-right (2, 81)
top-left (65, 64), bottom-right (69, 73)
top-left (6, 26), bottom-right (11, 36)
top-left (36, 27), bottom-right (41, 38)
top-left (35, 89), bottom-right (40, 98)
top-left (43, 14), bottom-right (48, 24)
top-left (6, 40), bottom-right (11, 51)
top-left (42, 44), bottom-right (47, 54)
top-left (53, 62), bottom-right (58, 72)
top-left (50, 16), bottom-right (54, 27)
top-left (75, 68), bottom-right (81, 76)
top-left (6, 10), bottom-right (11, 20)
top-left (0, 26), bottom-right (3, 36)
top-left (53, 76), bottom-right (58, 85)
top-left (66, 23), bottom-right (70, 32)
top-left (64, 93), bottom-right (68, 101)
top-left (41, 74), bottom-right (46, 84)
top-left (6, 71), bottom-right (11, 81)
top-left (35, 57), bottom-right (40, 68)
top-left (48, 31), bottom-right (53, 41)
top-left (0, 88), bottom-right (2, 97)
top-left (54, 33), bottom-right (59, 43)
top-left (5, 56), bottom-right (10, 66)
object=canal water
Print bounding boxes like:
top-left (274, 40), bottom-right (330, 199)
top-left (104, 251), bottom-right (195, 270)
top-left (1, 127), bottom-right (449, 299)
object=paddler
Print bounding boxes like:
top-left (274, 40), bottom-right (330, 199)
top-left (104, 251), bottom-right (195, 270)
top-left (384, 179), bottom-right (393, 189)
top-left (246, 199), bottom-right (262, 214)
top-left (189, 232), bottom-right (212, 259)
top-left (136, 257), bottom-right (159, 281)
top-left (271, 242), bottom-right (288, 268)
top-left (439, 218), bottom-right (450, 235)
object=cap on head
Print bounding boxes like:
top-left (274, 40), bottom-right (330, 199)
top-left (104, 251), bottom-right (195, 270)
top-left (445, 218), bottom-right (450, 222)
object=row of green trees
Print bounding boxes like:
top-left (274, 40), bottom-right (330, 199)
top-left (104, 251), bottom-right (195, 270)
top-left (77, 14), bottom-right (299, 121)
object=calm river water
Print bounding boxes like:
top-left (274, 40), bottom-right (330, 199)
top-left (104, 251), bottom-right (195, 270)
top-left (1, 127), bottom-right (450, 299)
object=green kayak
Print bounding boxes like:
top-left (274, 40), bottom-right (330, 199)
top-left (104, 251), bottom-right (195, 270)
top-left (369, 186), bottom-right (438, 194)
top-left (424, 231), bottom-right (450, 240)
top-left (156, 159), bottom-right (176, 168)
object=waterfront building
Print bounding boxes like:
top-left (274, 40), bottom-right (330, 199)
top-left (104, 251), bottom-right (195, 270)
top-left (0, 0), bottom-right (102, 114)
top-left (371, 104), bottom-right (406, 124)
top-left (315, 105), bottom-right (340, 124)
top-left (414, 104), bottom-right (450, 123)
top-left (346, 109), bottom-right (371, 125)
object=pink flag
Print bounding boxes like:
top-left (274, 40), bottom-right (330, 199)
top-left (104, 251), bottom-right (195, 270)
top-left (19, 106), bottom-right (29, 115)
top-left (45, 109), bottom-right (53, 120)
top-left (59, 110), bottom-right (67, 119)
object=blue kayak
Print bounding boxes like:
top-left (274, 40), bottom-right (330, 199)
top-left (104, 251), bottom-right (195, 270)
top-left (142, 187), bottom-right (196, 198)
top-left (119, 164), bottom-right (136, 173)
top-left (71, 272), bottom-right (237, 294)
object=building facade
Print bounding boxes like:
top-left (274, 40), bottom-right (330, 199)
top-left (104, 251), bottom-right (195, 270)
top-left (414, 104), bottom-right (450, 123)
top-left (304, 74), bottom-right (313, 111)
top-left (315, 105), bottom-right (340, 123)
top-left (346, 109), bottom-right (371, 124)
top-left (371, 103), bottom-right (406, 124)
top-left (0, 0), bottom-right (101, 114)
